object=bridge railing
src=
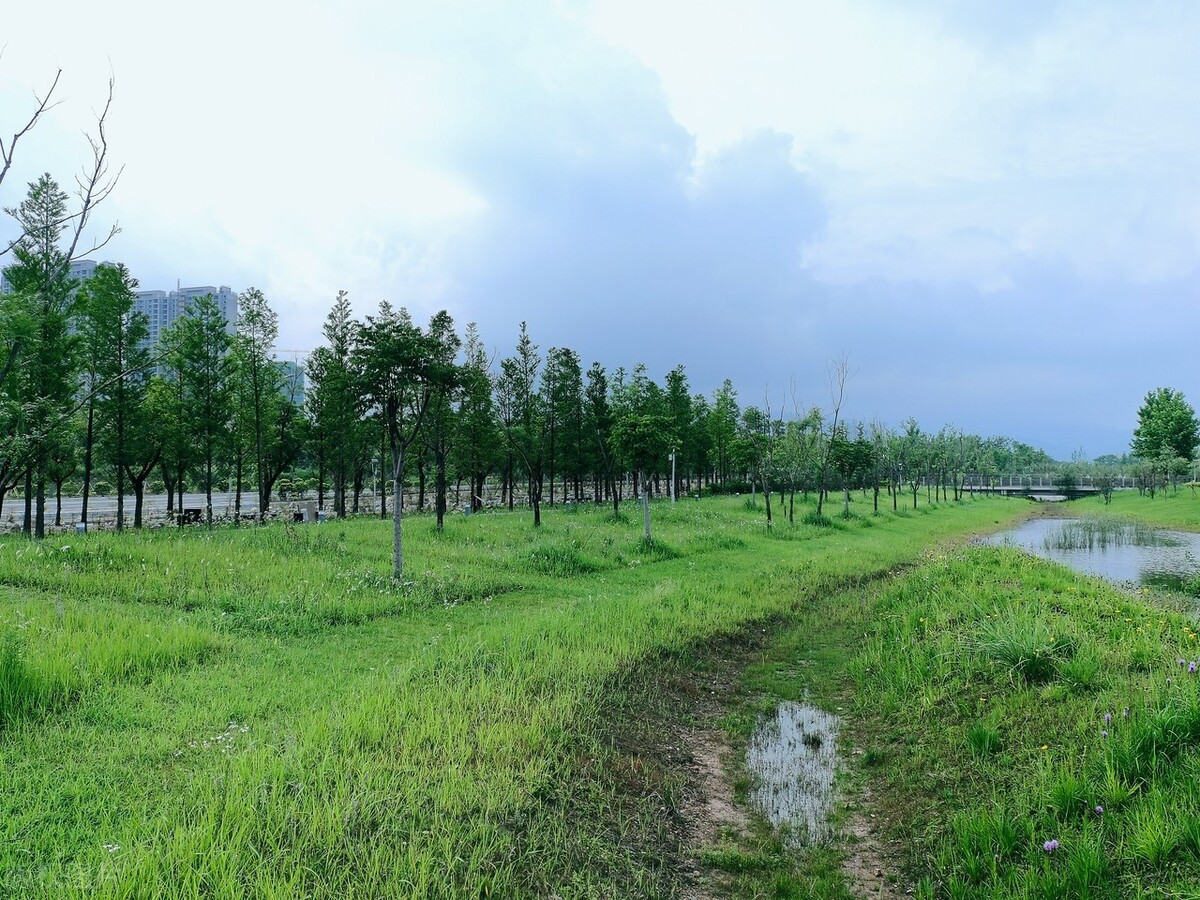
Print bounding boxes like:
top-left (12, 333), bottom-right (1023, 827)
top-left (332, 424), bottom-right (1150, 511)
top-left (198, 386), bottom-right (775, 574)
top-left (959, 474), bottom-right (1139, 490)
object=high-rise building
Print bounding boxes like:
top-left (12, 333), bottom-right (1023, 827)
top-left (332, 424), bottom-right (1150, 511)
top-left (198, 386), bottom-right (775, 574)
top-left (2, 261), bottom-right (240, 352)
top-left (0, 257), bottom-right (101, 294)
top-left (134, 283), bottom-right (238, 350)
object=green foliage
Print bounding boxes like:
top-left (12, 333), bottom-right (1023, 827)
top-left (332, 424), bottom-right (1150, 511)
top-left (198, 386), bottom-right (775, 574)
top-left (1132, 387), bottom-right (1199, 463)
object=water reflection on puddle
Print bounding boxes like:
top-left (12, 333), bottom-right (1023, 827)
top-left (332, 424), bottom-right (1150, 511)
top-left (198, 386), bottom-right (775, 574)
top-left (746, 701), bottom-right (840, 846)
top-left (982, 518), bottom-right (1200, 589)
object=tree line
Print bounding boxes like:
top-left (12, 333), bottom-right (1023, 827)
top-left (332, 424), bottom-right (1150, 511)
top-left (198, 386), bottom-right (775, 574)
top-left (1, 175), bottom-right (1066, 579)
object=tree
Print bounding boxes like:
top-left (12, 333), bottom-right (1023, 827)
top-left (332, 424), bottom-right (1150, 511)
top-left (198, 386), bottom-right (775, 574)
top-left (498, 323), bottom-right (547, 526)
top-left (306, 292), bottom-right (361, 517)
top-left (663, 365), bottom-right (692, 499)
top-left (231, 287), bottom-right (284, 521)
top-left (544, 347), bottom-right (584, 504)
top-left (815, 355), bottom-right (851, 517)
top-left (2, 71), bottom-right (119, 429)
top-left (2, 174), bottom-right (79, 537)
top-left (709, 380), bottom-right (739, 486)
top-left (1132, 388), bottom-right (1199, 466)
top-left (1, 71), bottom-right (119, 266)
top-left (174, 295), bottom-right (232, 526)
top-left (124, 377), bottom-right (170, 528)
top-left (453, 323), bottom-right (498, 513)
top-left (355, 305), bottom-right (453, 579)
top-left (584, 362), bottom-right (618, 514)
top-left (901, 418), bottom-right (928, 509)
top-left (76, 262), bottom-right (149, 530)
top-left (419, 310), bottom-right (461, 531)
top-left (611, 408), bottom-right (673, 543)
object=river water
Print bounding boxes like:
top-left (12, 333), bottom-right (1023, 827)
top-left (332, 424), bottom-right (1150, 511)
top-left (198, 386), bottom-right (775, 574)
top-left (981, 517), bottom-right (1200, 590)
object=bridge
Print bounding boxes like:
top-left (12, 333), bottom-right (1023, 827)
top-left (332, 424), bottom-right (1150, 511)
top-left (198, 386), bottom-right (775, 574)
top-left (959, 474), bottom-right (1137, 497)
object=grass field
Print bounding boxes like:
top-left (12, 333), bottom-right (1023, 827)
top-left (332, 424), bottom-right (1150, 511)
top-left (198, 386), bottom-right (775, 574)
top-left (5, 490), bottom-right (1200, 898)
top-left (0, 493), bottom-right (1024, 898)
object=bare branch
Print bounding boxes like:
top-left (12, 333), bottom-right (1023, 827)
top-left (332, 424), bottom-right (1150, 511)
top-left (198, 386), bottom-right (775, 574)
top-left (1, 71), bottom-right (121, 261)
top-left (65, 74), bottom-right (122, 263)
top-left (0, 68), bottom-right (63, 196)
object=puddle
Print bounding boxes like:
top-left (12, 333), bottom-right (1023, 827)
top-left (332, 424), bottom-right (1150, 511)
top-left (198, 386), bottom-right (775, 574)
top-left (746, 701), bottom-right (840, 846)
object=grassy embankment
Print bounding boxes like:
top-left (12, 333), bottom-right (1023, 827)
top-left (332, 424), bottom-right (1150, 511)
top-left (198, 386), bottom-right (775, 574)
top-left (719, 491), bottom-right (1200, 898)
top-left (0, 494), bottom-right (1018, 898)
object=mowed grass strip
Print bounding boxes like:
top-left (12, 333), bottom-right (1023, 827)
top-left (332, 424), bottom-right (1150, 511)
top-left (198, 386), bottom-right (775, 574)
top-left (0, 496), bottom-right (1021, 898)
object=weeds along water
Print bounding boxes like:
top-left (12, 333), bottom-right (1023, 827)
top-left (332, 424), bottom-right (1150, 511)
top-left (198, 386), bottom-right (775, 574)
top-left (0, 496), bottom-right (1020, 898)
top-left (1042, 517), bottom-right (1183, 551)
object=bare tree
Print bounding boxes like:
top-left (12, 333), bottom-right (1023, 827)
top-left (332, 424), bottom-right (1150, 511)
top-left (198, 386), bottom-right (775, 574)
top-left (2, 69), bottom-right (121, 260)
top-left (0, 67), bottom-right (62, 200)
top-left (815, 354), bottom-right (854, 517)
top-left (1, 68), bottom-right (121, 398)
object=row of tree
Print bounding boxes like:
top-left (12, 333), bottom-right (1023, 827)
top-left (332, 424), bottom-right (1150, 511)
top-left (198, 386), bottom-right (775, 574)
top-left (0, 178), bottom-right (1065, 580)
top-left (1, 174), bottom-right (302, 536)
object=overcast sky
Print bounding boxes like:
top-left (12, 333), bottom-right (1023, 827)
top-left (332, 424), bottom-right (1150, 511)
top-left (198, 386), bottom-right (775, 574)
top-left (2, 0), bottom-right (1196, 459)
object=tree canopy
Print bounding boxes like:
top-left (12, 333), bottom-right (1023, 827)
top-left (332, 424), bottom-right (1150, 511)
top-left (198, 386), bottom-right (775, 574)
top-left (1131, 387), bottom-right (1199, 462)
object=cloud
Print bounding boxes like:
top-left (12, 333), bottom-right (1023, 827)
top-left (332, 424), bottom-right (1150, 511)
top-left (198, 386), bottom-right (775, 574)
top-left (4, 0), bottom-right (1199, 458)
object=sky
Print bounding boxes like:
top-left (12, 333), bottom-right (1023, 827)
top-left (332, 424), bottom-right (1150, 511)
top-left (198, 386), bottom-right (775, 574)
top-left (2, 0), bottom-right (1197, 459)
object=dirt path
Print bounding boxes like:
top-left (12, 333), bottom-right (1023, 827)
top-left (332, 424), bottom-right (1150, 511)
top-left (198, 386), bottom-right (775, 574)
top-left (618, 633), bottom-right (913, 899)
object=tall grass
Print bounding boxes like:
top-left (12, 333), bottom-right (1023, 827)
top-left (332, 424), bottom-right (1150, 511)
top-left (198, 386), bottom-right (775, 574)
top-left (1044, 517), bottom-right (1182, 551)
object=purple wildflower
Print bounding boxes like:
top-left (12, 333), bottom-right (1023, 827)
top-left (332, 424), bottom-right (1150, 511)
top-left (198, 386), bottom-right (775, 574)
top-left (1181, 658), bottom-right (1188, 667)
top-left (1095, 805), bottom-right (1104, 815)
top-left (1043, 839), bottom-right (1059, 853)
top-left (1101, 729), bottom-right (1108, 738)
top-left (1103, 713), bottom-right (1112, 725)
top-left (1190, 662), bottom-right (1197, 674)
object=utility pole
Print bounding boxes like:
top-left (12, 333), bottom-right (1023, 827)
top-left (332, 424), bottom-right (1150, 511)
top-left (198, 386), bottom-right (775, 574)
top-left (669, 451), bottom-right (676, 502)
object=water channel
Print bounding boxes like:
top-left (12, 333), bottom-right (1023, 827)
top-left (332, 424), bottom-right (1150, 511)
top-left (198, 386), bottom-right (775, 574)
top-left (981, 516), bottom-right (1200, 592)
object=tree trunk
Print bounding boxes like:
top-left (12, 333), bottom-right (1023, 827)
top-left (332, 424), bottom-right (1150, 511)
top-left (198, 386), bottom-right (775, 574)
top-left (81, 402), bottom-right (95, 524)
top-left (641, 470), bottom-right (651, 543)
top-left (163, 466), bottom-right (175, 516)
top-left (35, 473), bottom-right (45, 539)
top-left (23, 469), bottom-right (31, 536)
top-left (435, 448), bottom-right (448, 531)
top-left (133, 481), bottom-right (145, 528)
top-left (234, 453), bottom-right (243, 525)
top-left (205, 454), bottom-right (214, 527)
top-left (392, 443), bottom-right (405, 581)
top-left (115, 455), bottom-right (125, 532)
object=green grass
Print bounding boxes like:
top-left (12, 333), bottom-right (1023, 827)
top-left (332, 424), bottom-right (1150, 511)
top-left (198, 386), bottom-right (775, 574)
top-left (0, 493), bottom-right (1020, 898)
top-left (716, 491), bottom-right (1200, 899)
top-left (1075, 488), bottom-right (1200, 530)
top-left (837, 548), bottom-right (1200, 897)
